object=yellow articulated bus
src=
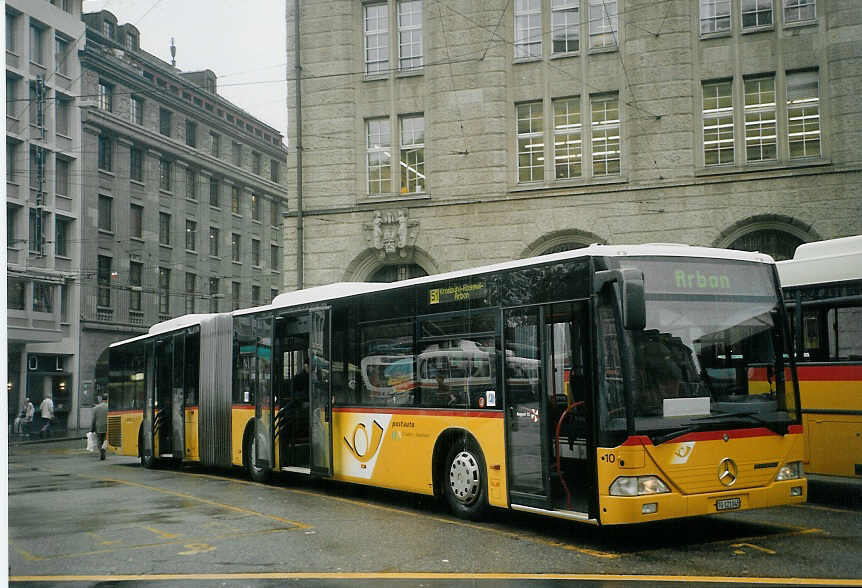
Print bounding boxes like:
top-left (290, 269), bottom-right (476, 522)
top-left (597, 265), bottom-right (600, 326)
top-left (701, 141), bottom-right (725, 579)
top-left (108, 244), bottom-right (806, 525)
top-left (777, 235), bottom-right (862, 479)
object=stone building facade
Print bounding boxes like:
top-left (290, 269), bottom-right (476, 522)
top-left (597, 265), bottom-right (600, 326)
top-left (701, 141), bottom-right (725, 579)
top-left (76, 10), bottom-right (288, 416)
top-left (284, 0), bottom-right (861, 290)
top-left (6, 0), bottom-right (84, 431)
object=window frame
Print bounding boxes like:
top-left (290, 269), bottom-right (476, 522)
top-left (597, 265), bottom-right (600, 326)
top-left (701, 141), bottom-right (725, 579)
top-left (398, 0), bottom-right (423, 71)
top-left (97, 195), bottom-right (113, 232)
top-left (364, 2), bottom-right (390, 76)
top-left (367, 117), bottom-right (393, 195)
top-left (399, 114), bottom-right (425, 194)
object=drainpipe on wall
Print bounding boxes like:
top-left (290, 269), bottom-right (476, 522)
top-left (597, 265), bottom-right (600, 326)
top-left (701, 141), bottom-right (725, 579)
top-left (294, 0), bottom-right (304, 290)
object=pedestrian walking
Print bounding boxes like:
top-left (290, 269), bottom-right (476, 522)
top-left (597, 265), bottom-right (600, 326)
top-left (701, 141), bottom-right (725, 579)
top-left (14, 397), bottom-right (35, 436)
top-left (91, 396), bottom-right (108, 460)
top-left (39, 395), bottom-right (55, 438)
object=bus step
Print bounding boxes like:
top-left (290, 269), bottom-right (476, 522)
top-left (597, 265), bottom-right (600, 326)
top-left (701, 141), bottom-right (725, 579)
top-left (281, 466), bottom-right (311, 475)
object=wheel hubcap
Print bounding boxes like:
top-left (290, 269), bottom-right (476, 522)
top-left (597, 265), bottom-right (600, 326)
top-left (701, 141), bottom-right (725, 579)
top-left (449, 450), bottom-right (480, 504)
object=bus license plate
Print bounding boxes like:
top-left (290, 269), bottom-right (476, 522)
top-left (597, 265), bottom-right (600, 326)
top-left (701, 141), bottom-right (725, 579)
top-left (716, 497), bottom-right (741, 511)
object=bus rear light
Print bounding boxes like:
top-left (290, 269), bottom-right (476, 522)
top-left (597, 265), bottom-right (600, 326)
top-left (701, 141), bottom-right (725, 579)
top-left (775, 461), bottom-right (802, 481)
top-left (610, 475), bottom-right (670, 496)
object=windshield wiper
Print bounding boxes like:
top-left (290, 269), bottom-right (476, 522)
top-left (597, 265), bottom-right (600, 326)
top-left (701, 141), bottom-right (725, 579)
top-left (694, 411), bottom-right (769, 425)
top-left (651, 426), bottom-right (701, 446)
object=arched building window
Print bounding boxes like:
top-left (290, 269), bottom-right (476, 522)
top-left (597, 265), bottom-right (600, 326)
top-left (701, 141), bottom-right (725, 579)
top-left (368, 263), bottom-right (428, 283)
top-left (727, 229), bottom-right (804, 261)
top-left (540, 242), bottom-right (589, 255)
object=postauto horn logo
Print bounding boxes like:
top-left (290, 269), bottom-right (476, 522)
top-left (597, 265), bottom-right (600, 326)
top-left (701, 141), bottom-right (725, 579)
top-left (344, 419), bottom-right (385, 464)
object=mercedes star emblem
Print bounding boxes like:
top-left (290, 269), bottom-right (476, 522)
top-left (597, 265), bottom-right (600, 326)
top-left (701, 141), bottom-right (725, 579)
top-left (718, 457), bottom-right (738, 487)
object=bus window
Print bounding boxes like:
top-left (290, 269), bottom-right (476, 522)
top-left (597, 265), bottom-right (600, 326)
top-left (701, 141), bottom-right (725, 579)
top-left (829, 307), bottom-right (862, 360)
top-left (598, 303), bottom-right (625, 435)
top-left (359, 319), bottom-right (414, 406)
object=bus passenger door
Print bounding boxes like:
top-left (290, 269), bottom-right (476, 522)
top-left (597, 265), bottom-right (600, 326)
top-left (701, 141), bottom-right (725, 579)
top-left (141, 341), bottom-right (155, 465)
top-left (153, 337), bottom-right (173, 458)
top-left (171, 332), bottom-right (186, 462)
top-left (309, 308), bottom-right (333, 476)
top-left (504, 307), bottom-right (550, 507)
top-left (254, 316), bottom-right (274, 473)
top-left (274, 313), bottom-right (311, 473)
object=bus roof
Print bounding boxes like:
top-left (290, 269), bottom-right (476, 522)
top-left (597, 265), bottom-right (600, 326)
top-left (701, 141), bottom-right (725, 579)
top-left (777, 235), bottom-right (862, 287)
top-left (110, 243), bottom-right (776, 349)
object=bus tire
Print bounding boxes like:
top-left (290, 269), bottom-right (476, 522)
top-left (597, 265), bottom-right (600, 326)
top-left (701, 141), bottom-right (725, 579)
top-left (443, 437), bottom-right (488, 521)
top-left (243, 426), bottom-right (271, 483)
top-left (139, 428), bottom-right (156, 469)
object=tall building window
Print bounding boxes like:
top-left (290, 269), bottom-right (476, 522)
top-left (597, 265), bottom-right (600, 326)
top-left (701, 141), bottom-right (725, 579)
top-left (30, 82), bottom-right (44, 127)
top-left (55, 158), bottom-right (69, 196)
top-left (55, 37), bottom-right (69, 75)
top-left (159, 108), bottom-right (172, 136)
top-left (98, 81), bottom-right (113, 111)
top-left (130, 147), bottom-right (143, 182)
top-left (185, 273), bottom-right (196, 314)
top-left (130, 204), bottom-right (143, 239)
top-left (7, 13), bottom-right (16, 53)
top-left (98, 136), bottom-right (112, 171)
top-left (33, 283), bottom-right (53, 313)
top-left (209, 277), bottom-right (220, 313)
top-left (103, 21), bottom-right (114, 39)
top-left (742, 0), bottom-right (773, 30)
top-left (367, 118), bottom-right (392, 194)
top-left (744, 77), bottom-right (777, 162)
top-left (271, 245), bottom-right (280, 270)
top-left (209, 177), bottom-right (220, 207)
top-left (8, 278), bottom-right (26, 310)
top-left (232, 141), bottom-right (242, 166)
top-left (252, 285), bottom-right (261, 306)
top-left (209, 227), bottom-right (220, 257)
top-left (97, 255), bottom-right (112, 307)
top-left (252, 152), bottom-right (261, 175)
top-left (701, 0), bottom-right (731, 34)
top-left (186, 168), bottom-right (197, 200)
top-left (186, 120), bottom-right (197, 147)
top-left (270, 159), bottom-right (280, 182)
top-left (131, 96), bottom-right (144, 125)
top-left (130, 261), bottom-right (143, 311)
top-left (514, 0), bottom-right (542, 59)
top-left (517, 101), bottom-right (544, 183)
top-left (589, 0), bottom-right (617, 49)
top-left (398, 0), bottom-right (423, 70)
top-left (251, 239), bottom-right (261, 267)
top-left (553, 97), bottom-right (582, 179)
top-left (232, 233), bottom-right (241, 262)
top-left (125, 31), bottom-right (137, 50)
top-left (270, 200), bottom-right (280, 227)
top-left (400, 115), bottom-right (425, 193)
top-left (210, 132), bottom-right (220, 157)
top-left (787, 71), bottom-right (820, 158)
top-left (231, 281), bottom-right (241, 310)
top-left (703, 81), bottom-right (734, 166)
top-left (158, 267), bottom-right (170, 315)
top-left (56, 98), bottom-right (70, 135)
top-left (364, 3), bottom-right (389, 75)
top-left (591, 95), bottom-right (620, 176)
top-left (784, 0), bottom-right (815, 24)
top-left (98, 195), bottom-right (113, 231)
top-left (232, 185), bottom-right (241, 214)
top-left (29, 208), bottom-right (45, 253)
top-left (30, 25), bottom-right (44, 64)
top-left (552, 0), bottom-right (580, 54)
top-left (159, 159), bottom-right (172, 191)
top-left (251, 192), bottom-right (261, 220)
top-left (55, 218), bottom-right (69, 257)
top-left (159, 212), bottom-right (171, 245)
top-left (185, 219), bottom-right (197, 251)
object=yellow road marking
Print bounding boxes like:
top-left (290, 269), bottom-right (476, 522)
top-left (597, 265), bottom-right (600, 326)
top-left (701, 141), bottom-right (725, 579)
top-left (177, 543), bottom-right (216, 555)
top-left (9, 573), bottom-right (862, 585)
top-left (732, 542), bottom-right (777, 555)
top-left (182, 470), bottom-right (620, 559)
top-left (141, 525), bottom-right (181, 540)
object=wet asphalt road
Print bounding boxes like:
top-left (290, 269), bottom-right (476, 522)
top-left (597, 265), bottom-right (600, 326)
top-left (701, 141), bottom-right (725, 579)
top-left (8, 438), bottom-right (862, 587)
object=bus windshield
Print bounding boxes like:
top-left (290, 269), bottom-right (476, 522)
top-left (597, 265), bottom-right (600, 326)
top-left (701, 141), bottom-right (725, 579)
top-left (608, 257), bottom-right (800, 444)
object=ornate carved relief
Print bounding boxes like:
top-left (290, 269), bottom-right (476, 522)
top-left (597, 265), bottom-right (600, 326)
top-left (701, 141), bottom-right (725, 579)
top-left (365, 209), bottom-right (419, 260)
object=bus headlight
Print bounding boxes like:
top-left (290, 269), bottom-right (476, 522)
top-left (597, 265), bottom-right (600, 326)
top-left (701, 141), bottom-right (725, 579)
top-left (610, 475), bottom-right (670, 496)
top-left (775, 461), bottom-right (802, 481)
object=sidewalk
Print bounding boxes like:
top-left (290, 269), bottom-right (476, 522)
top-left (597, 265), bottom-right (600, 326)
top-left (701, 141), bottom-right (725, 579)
top-left (8, 429), bottom-right (87, 446)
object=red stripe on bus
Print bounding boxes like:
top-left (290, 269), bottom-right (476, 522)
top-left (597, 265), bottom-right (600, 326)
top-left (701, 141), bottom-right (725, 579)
top-left (796, 364), bottom-right (862, 381)
top-left (333, 406), bottom-right (504, 419)
top-left (788, 424), bottom-right (803, 434)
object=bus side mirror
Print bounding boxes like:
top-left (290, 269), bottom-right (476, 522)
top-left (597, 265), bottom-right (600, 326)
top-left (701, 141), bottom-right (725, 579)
top-left (594, 269), bottom-right (646, 331)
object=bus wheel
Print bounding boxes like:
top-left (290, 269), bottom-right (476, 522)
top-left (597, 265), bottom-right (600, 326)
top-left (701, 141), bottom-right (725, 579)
top-left (443, 438), bottom-right (488, 521)
top-left (244, 428), bottom-right (271, 483)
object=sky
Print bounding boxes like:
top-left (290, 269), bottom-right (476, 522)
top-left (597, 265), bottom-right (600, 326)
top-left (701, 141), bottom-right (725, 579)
top-left (82, 0), bottom-right (287, 139)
